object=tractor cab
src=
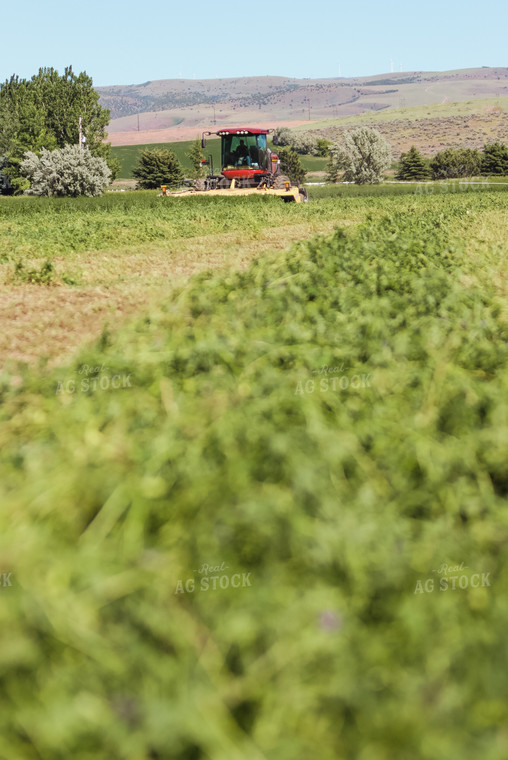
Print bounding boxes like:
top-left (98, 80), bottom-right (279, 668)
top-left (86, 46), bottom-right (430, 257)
top-left (167, 125), bottom-right (306, 201)
top-left (220, 130), bottom-right (269, 171)
top-left (202, 128), bottom-right (278, 187)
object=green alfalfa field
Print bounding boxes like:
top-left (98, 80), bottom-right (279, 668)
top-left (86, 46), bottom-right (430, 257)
top-left (1, 183), bottom-right (508, 759)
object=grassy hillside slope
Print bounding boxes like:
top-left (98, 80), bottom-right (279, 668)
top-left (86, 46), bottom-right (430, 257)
top-left (301, 98), bottom-right (508, 158)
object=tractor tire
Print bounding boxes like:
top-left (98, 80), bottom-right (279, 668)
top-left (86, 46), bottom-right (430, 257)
top-left (299, 187), bottom-right (309, 203)
top-left (194, 179), bottom-right (206, 191)
top-left (272, 174), bottom-right (291, 190)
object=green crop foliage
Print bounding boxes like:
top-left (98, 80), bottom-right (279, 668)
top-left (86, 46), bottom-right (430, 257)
top-left (2, 183), bottom-right (507, 261)
top-left (1, 188), bottom-right (508, 758)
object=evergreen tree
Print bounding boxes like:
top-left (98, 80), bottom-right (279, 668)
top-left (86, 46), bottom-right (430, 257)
top-left (0, 155), bottom-right (14, 195)
top-left (481, 142), bottom-right (508, 175)
top-left (186, 137), bottom-right (206, 179)
top-left (325, 142), bottom-right (345, 183)
top-left (277, 147), bottom-right (306, 185)
top-left (132, 147), bottom-right (184, 189)
top-left (396, 146), bottom-right (431, 180)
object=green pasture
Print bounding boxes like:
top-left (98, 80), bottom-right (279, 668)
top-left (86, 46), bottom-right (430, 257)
top-left (1, 186), bottom-right (508, 758)
top-left (111, 137), bottom-right (221, 179)
top-left (111, 139), bottom-right (328, 179)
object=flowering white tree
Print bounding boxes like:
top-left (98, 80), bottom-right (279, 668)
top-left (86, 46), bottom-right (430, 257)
top-left (327, 127), bottom-right (392, 184)
top-left (21, 145), bottom-right (111, 196)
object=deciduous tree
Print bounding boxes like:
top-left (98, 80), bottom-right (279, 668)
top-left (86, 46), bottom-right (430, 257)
top-left (481, 142), bottom-right (508, 175)
top-left (327, 128), bottom-right (392, 184)
top-left (430, 148), bottom-right (481, 179)
top-left (0, 66), bottom-right (116, 187)
top-left (316, 138), bottom-right (331, 157)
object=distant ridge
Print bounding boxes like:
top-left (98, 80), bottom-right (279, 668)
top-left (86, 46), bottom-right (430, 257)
top-left (98, 67), bottom-right (508, 136)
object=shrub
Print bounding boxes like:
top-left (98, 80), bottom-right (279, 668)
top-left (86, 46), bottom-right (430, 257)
top-left (132, 147), bottom-right (184, 189)
top-left (21, 145), bottom-right (111, 197)
top-left (291, 133), bottom-right (319, 156)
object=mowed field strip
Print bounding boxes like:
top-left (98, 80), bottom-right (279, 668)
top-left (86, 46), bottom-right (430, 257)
top-left (0, 191), bottom-right (359, 366)
top-left (0, 221), bottom-right (341, 366)
top-left (1, 183), bottom-right (507, 369)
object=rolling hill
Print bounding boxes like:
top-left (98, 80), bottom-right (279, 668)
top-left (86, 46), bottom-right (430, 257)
top-left (99, 67), bottom-right (508, 145)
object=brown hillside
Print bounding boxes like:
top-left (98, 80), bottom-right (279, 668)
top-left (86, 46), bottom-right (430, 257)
top-left (99, 67), bottom-right (508, 139)
top-left (308, 110), bottom-right (508, 159)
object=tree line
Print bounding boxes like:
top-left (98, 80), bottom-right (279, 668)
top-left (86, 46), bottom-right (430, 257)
top-left (273, 125), bottom-right (508, 184)
top-left (396, 142), bottom-right (508, 180)
top-left (2, 72), bottom-right (508, 196)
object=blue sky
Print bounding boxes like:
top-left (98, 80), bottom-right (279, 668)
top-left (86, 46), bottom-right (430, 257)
top-left (1, 0), bottom-right (507, 86)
